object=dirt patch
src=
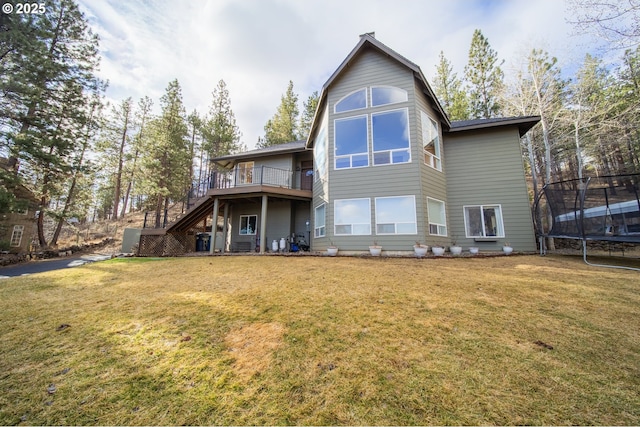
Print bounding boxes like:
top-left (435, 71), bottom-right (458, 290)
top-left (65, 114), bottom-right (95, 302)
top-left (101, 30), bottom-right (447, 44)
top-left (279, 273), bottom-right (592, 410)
top-left (225, 322), bottom-right (285, 379)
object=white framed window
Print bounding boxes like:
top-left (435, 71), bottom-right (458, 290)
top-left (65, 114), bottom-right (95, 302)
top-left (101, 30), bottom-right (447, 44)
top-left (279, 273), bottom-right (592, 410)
top-left (372, 108), bottom-right (411, 165)
top-left (464, 205), bottom-right (505, 238)
top-left (314, 123), bottom-right (328, 182)
top-left (334, 198), bottom-right (371, 235)
top-left (237, 161), bottom-right (254, 184)
top-left (421, 111), bottom-right (442, 171)
top-left (314, 203), bottom-right (326, 238)
top-left (335, 88), bottom-right (367, 113)
top-left (239, 215), bottom-right (257, 235)
top-left (427, 197), bottom-right (447, 236)
top-left (10, 225), bottom-right (24, 247)
top-left (375, 196), bottom-right (417, 235)
top-left (334, 115), bottom-right (369, 169)
top-left (371, 86), bottom-right (408, 107)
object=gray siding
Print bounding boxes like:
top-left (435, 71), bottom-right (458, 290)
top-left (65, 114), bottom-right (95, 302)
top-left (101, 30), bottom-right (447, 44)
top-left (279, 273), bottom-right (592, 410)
top-left (265, 200), bottom-right (292, 249)
top-left (251, 154), bottom-right (293, 170)
top-left (228, 199), bottom-right (310, 252)
top-left (415, 82), bottom-right (449, 248)
top-left (322, 48), bottom-right (423, 251)
top-left (229, 202), bottom-right (260, 251)
top-left (444, 128), bottom-right (536, 251)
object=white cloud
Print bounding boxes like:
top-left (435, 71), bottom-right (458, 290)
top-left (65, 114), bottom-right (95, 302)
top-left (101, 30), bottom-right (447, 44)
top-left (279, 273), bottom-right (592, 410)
top-left (78, 0), bottom-right (600, 150)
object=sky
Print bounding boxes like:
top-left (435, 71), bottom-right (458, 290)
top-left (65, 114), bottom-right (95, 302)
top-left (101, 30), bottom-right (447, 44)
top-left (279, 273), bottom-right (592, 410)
top-left (76, 0), bottom-right (604, 151)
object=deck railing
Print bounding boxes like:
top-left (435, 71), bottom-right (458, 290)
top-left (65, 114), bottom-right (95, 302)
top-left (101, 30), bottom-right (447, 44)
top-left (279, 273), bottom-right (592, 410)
top-left (211, 165), bottom-right (312, 192)
top-left (144, 165), bottom-right (313, 229)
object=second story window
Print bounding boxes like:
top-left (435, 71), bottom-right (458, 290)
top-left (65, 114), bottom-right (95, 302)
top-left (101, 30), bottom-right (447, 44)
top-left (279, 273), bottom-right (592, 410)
top-left (421, 111), bottom-right (442, 171)
top-left (335, 88), bottom-right (367, 113)
top-left (335, 115), bottom-right (369, 169)
top-left (333, 86), bottom-right (411, 170)
top-left (372, 109), bottom-right (410, 165)
top-left (314, 122), bottom-right (328, 181)
top-left (237, 161), bottom-right (254, 184)
top-left (371, 86), bottom-right (408, 107)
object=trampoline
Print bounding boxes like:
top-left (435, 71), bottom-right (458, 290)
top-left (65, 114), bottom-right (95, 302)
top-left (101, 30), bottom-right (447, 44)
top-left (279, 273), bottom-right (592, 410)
top-left (533, 174), bottom-right (640, 270)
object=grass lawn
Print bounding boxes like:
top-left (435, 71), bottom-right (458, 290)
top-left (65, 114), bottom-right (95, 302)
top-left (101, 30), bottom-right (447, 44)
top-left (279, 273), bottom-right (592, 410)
top-left (0, 254), bottom-right (638, 425)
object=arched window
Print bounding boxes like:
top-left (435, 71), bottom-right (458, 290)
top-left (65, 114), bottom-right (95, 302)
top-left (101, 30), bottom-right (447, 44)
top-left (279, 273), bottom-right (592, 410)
top-left (335, 88), bottom-right (367, 113)
top-left (371, 86), bottom-right (408, 107)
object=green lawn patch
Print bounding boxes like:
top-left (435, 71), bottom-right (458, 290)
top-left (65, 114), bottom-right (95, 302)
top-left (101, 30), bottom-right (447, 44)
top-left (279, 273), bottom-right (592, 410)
top-left (0, 255), bottom-right (638, 425)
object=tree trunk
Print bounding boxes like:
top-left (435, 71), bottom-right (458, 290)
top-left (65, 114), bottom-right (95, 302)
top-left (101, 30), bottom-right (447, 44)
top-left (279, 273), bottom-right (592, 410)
top-left (154, 194), bottom-right (163, 228)
top-left (37, 193), bottom-right (48, 248)
top-left (112, 113), bottom-right (130, 220)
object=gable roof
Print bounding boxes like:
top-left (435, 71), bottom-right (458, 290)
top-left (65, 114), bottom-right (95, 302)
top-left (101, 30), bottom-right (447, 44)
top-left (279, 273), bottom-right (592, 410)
top-left (306, 33), bottom-right (450, 148)
top-left (305, 34), bottom-right (543, 148)
top-left (211, 140), bottom-right (307, 169)
top-left (449, 116), bottom-right (541, 137)
top-left (0, 158), bottom-right (38, 203)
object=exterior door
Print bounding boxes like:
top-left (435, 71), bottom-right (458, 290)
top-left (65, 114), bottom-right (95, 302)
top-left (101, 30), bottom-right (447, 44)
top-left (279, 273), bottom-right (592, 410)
top-left (301, 161), bottom-right (313, 190)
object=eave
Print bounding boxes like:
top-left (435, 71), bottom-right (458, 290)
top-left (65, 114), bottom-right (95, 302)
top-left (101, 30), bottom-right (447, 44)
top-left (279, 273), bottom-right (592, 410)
top-left (211, 140), bottom-right (308, 169)
top-left (448, 116), bottom-right (541, 137)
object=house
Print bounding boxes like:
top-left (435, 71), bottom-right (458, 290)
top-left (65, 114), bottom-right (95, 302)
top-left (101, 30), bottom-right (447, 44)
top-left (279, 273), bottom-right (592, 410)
top-left (138, 34), bottom-right (539, 256)
top-left (0, 158), bottom-right (38, 254)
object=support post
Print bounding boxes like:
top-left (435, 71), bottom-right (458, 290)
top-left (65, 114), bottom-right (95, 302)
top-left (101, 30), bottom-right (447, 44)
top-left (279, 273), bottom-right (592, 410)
top-left (222, 202), bottom-right (229, 254)
top-left (210, 197), bottom-right (219, 254)
top-left (260, 194), bottom-right (268, 253)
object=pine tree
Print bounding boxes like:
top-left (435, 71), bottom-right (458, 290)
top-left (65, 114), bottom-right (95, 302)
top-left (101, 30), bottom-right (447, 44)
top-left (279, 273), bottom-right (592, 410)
top-left (262, 80), bottom-right (299, 147)
top-left (50, 93), bottom-right (103, 245)
top-left (138, 80), bottom-right (190, 227)
top-left (203, 79), bottom-right (241, 160)
top-left (121, 96), bottom-right (152, 215)
top-left (299, 91), bottom-right (319, 140)
top-left (0, 0), bottom-right (104, 247)
top-left (465, 29), bottom-right (504, 119)
top-left (96, 97), bottom-right (134, 220)
top-left (432, 51), bottom-right (470, 121)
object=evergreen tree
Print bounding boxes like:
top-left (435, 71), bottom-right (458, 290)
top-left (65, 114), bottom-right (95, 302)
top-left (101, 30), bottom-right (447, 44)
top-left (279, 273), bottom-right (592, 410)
top-left (50, 92), bottom-right (103, 245)
top-left (432, 51), bottom-right (470, 121)
top-left (299, 91), bottom-right (319, 140)
top-left (262, 80), bottom-right (299, 147)
top-left (465, 29), bottom-right (504, 119)
top-left (203, 79), bottom-right (241, 160)
top-left (138, 79), bottom-right (190, 227)
top-left (0, 0), bottom-right (103, 247)
top-left (121, 96), bottom-right (152, 215)
top-left (95, 97), bottom-right (134, 220)
top-left (615, 47), bottom-right (640, 172)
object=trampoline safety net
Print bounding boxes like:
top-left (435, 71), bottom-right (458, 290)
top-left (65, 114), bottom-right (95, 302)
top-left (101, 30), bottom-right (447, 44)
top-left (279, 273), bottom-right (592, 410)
top-left (535, 174), bottom-right (640, 244)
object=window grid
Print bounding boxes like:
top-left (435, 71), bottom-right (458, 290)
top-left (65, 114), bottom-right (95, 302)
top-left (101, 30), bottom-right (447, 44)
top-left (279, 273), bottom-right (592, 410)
top-left (10, 225), bottom-right (24, 247)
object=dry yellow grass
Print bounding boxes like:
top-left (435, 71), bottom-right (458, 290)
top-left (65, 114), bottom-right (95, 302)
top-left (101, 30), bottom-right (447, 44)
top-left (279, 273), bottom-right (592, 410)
top-left (0, 254), bottom-right (638, 425)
